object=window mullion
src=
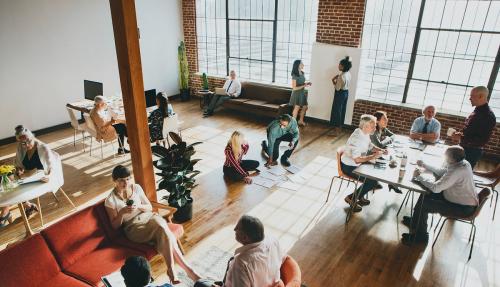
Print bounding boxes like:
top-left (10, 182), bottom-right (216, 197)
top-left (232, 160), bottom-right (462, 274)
top-left (402, 0), bottom-right (427, 103)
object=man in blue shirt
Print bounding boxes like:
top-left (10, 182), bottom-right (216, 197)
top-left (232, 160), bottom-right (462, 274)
top-left (262, 114), bottom-right (300, 167)
top-left (410, 105), bottom-right (441, 143)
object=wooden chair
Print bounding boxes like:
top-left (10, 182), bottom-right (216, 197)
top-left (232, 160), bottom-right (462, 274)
top-left (473, 164), bottom-right (500, 220)
top-left (432, 188), bottom-right (491, 261)
top-left (66, 107), bottom-right (86, 150)
top-left (82, 113), bottom-right (121, 158)
top-left (325, 146), bottom-right (359, 202)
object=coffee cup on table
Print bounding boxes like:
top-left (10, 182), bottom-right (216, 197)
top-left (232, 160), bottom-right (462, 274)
top-left (399, 168), bottom-right (405, 179)
top-left (447, 127), bottom-right (456, 137)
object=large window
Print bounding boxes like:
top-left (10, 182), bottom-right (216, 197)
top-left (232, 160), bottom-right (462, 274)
top-left (359, 0), bottom-right (500, 118)
top-left (196, 0), bottom-right (318, 85)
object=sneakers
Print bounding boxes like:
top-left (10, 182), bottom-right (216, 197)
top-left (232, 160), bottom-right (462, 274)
top-left (280, 156), bottom-right (291, 167)
top-left (118, 148), bottom-right (130, 155)
top-left (344, 194), bottom-right (362, 213)
top-left (402, 216), bottom-right (412, 228)
top-left (401, 232), bottom-right (429, 245)
top-left (358, 197), bottom-right (371, 206)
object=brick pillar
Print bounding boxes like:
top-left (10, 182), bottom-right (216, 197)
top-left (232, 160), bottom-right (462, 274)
top-left (316, 0), bottom-right (366, 47)
top-left (181, 0), bottom-right (198, 89)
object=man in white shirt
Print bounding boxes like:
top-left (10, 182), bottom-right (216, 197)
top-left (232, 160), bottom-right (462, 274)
top-left (194, 215), bottom-right (288, 287)
top-left (203, 70), bottom-right (241, 117)
top-left (402, 145), bottom-right (478, 244)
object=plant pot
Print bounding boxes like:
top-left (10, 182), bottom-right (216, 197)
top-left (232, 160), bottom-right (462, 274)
top-left (173, 198), bottom-right (193, 222)
top-left (180, 88), bottom-right (191, 102)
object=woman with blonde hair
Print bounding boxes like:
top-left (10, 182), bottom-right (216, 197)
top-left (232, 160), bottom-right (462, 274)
top-left (90, 95), bottom-right (129, 154)
top-left (223, 131), bottom-right (260, 184)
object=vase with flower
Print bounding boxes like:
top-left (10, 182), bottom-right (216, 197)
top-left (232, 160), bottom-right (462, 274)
top-left (0, 165), bottom-right (18, 192)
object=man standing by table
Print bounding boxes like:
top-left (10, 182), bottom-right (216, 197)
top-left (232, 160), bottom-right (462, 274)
top-left (401, 146), bottom-right (478, 244)
top-left (451, 86), bottom-right (496, 169)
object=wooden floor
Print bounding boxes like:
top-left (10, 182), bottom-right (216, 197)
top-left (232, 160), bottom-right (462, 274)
top-left (1, 99), bottom-right (499, 287)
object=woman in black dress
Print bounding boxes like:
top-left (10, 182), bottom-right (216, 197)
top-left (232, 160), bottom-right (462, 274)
top-left (148, 93), bottom-right (173, 145)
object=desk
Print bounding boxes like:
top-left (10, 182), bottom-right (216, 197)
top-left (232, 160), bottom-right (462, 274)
top-left (0, 155), bottom-right (74, 237)
top-left (0, 176), bottom-right (58, 236)
top-left (346, 136), bottom-right (448, 228)
top-left (67, 99), bottom-right (157, 121)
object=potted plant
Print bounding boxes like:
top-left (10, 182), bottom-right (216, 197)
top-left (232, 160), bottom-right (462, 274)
top-left (201, 73), bottom-right (209, 91)
top-left (152, 132), bottom-right (201, 222)
top-left (178, 41), bottom-right (190, 101)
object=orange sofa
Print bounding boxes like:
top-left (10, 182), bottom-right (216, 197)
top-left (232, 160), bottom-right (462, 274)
top-left (0, 202), bottom-right (184, 287)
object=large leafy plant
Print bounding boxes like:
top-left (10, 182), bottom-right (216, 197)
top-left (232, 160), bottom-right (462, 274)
top-left (152, 132), bottom-right (201, 208)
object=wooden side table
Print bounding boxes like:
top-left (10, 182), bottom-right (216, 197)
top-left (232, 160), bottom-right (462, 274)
top-left (196, 90), bottom-right (214, 109)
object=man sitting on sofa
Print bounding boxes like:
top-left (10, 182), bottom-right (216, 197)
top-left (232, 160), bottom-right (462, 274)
top-left (194, 215), bottom-right (287, 287)
top-left (203, 70), bottom-right (241, 117)
top-left (262, 114), bottom-right (300, 167)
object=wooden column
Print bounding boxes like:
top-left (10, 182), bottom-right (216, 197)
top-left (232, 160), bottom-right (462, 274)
top-left (109, 0), bottom-right (156, 201)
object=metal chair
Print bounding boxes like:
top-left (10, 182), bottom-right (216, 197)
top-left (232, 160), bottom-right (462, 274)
top-left (82, 113), bottom-right (121, 158)
top-left (432, 188), bottom-right (491, 261)
top-left (66, 107), bottom-right (86, 150)
top-left (326, 146), bottom-right (359, 202)
top-left (473, 164), bottom-right (500, 220)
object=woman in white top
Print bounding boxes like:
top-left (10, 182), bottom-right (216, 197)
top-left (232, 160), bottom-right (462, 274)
top-left (104, 165), bottom-right (201, 284)
top-left (331, 56), bottom-right (352, 134)
top-left (341, 115), bottom-right (385, 213)
top-left (1, 126), bottom-right (56, 226)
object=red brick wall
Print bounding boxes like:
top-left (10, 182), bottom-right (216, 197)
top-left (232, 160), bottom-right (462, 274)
top-left (352, 99), bottom-right (500, 158)
top-left (181, 0), bottom-right (198, 89)
top-left (316, 0), bottom-right (366, 47)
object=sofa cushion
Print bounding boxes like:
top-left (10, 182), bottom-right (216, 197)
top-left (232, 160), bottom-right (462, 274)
top-left (0, 234), bottom-right (63, 287)
top-left (240, 82), bottom-right (291, 104)
top-left (42, 205), bottom-right (108, 270)
top-left (229, 98), bottom-right (250, 103)
top-left (63, 246), bottom-right (143, 287)
top-left (245, 99), bottom-right (268, 106)
top-left (41, 272), bottom-right (92, 287)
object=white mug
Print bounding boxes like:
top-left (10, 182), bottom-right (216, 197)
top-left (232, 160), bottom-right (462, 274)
top-left (447, 127), bottom-right (456, 137)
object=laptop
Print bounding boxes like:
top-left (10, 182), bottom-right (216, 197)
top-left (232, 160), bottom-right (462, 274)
top-left (215, 87), bottom-right (227, 95)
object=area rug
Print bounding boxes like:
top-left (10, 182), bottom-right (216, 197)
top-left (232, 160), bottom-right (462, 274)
top-left (173, 245), bottom-right (233, 287)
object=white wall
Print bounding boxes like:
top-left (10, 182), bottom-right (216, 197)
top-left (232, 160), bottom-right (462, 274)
top-left (0, 0), bottom-right (182, 139)
top-left (308, 42), bottom-right (361, 125)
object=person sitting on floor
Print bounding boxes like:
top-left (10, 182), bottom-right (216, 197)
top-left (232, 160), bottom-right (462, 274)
top-left (148, 92), bottom-right (174, 145)
top-left (121, 256), bottom-right (172, 287)
top-left (262, 114), bottom-right (300, 167)
top-left (402, 145), bottom-right (478, 244)
top-left (3, 125), bottom-right (58, 221)
top-left (203, 70), bottom-right (241, 117)
top-left (224, 131), bottom-right (260, 184)
top-left (194, 215), bottom-right (288, 287)
top-left (105, 165), bottom-right (201, 284)
top-left (409, 105), bottom-right (441, 144)
top-left (342, 115), bottom-right (385, 213)
top-left (90, 95), bottom-right (129, 154)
